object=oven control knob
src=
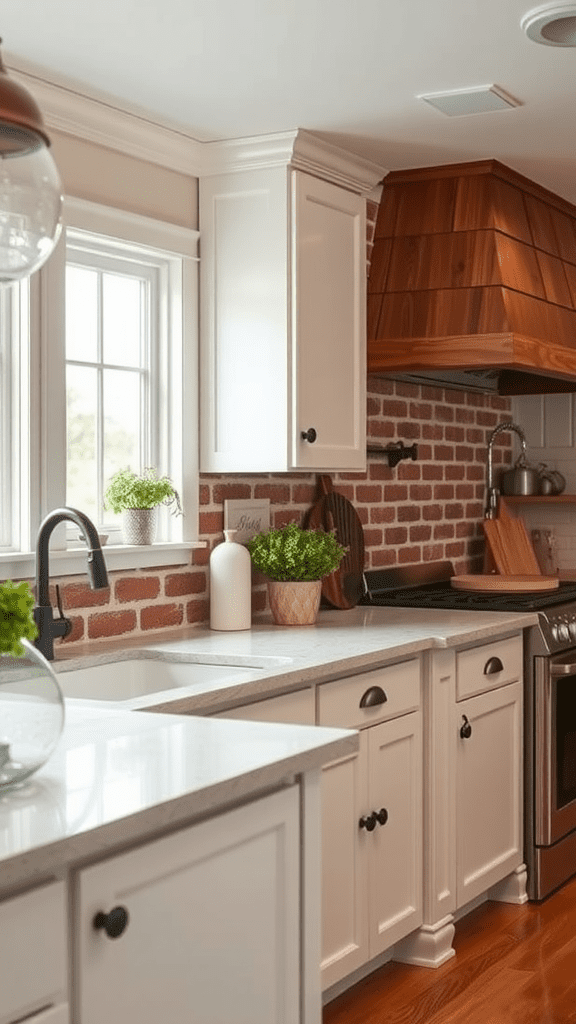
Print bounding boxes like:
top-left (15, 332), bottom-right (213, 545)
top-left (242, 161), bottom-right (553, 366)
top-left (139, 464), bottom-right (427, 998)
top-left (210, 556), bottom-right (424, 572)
top-left (552, 624), bottom-right (562, 643)
top-left (558, 623), bottom-right (571, 643)
top-left (569, 622), bottom-right (576, 642)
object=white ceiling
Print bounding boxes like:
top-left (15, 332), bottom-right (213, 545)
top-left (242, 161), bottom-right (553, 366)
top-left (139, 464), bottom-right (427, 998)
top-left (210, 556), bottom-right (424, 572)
top-left (2, 0), bottom-right (576, 200)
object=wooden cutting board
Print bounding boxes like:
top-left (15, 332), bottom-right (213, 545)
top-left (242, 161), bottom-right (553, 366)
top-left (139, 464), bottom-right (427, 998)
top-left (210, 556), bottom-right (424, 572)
top-left (483, 504), bottom-right (542, 576)
top-left (451, 574), bottom-right (559, 592)
top-left (305, 475), bottom-right (365, 609)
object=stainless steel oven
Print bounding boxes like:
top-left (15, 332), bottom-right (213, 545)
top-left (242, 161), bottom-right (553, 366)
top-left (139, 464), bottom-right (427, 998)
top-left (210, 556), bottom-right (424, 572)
top-left (526, 620), bottom-right (576, 899)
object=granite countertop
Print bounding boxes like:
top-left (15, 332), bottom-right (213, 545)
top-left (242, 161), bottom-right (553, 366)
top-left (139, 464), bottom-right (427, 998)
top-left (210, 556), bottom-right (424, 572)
top-left (0, 703), bottom-right (356, 894)
top-left (52, 604), bottom-right (538, 714)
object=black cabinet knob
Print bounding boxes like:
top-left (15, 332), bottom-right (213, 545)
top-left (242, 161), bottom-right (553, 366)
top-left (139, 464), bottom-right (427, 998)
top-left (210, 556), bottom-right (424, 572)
top-left (375, 807), bottom-right (389, 826)
top-left (359, 685), bottom-right (388, 708)
top-left (460, 715), bottom-right (472, 740)
top-left (359, 812), bottom-right (377, 832)
top-left (301, 428), bottom-right (317, 443)
top-left (93, 905), bottom-right (129, 939)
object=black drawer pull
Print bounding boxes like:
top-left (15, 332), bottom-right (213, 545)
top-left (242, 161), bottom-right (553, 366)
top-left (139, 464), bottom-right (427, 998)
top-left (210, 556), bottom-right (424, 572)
top-left (460, 715), bottom-right (472, 740)
top-left (93, 905), bottom-right (129, 939)
top-left (375, 807), bottom-right (389, 826)
top-left (359, 812), bottom-right (377, 832)
top-left (484, 656), bottom-right (504, 675)
top-left (359, 685), bottom-right (388, 708)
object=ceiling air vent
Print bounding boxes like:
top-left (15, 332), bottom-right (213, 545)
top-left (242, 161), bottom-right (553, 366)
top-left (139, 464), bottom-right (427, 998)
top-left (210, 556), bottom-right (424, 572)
top-left (418, 85), bottom-right (520, 116)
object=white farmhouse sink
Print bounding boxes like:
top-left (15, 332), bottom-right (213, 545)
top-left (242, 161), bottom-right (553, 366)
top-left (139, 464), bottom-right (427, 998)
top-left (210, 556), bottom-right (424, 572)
top-left (57, 659), bottom-right (267, 704)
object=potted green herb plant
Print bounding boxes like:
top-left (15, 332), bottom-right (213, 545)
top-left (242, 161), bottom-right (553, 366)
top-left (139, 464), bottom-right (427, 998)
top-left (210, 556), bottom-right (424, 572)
top-left (247, 521), bottom-right (347, 625)
top-left (104, 467), bottom-right (182, 545)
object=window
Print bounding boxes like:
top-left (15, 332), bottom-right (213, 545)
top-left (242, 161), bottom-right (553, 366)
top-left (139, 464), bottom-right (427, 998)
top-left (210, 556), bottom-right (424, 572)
top-left (0, 280), bottom-right (29, 554)
top-left (0, 197), bottom-right (200, 580)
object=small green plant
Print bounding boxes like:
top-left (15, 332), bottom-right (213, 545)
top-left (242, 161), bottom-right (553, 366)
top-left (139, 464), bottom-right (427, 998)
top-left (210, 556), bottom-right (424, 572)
top-left (0, 581), bottom-right (38, 657)
top-left (104, 467), bottom-right (182, 515)
top-left (247, 521), bottom-right (347, 582)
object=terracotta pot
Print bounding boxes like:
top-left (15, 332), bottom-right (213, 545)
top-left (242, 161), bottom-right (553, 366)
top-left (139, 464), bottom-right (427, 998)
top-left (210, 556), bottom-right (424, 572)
top-left (267, 580), bottom-right (322, 626)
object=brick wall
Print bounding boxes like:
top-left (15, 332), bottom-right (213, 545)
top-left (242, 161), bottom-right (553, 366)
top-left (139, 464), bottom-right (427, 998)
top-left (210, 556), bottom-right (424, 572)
top-left (40, 377), bottom-right (513, 649)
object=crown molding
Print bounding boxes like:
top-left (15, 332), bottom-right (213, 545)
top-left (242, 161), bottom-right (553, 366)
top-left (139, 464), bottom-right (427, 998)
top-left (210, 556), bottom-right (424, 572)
top-left (4, 55), bottom-right (387, 192)
top-left (6, 52), bottom-right (204, 177)
top-left (200, 128), bottom-right (387, 193)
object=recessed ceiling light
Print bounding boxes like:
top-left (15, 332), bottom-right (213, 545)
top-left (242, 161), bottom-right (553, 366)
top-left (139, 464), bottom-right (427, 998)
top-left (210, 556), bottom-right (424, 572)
top-left (418, 85), bottom-right (520, 117)
top-left (522, 2), bottom-right (576, 45)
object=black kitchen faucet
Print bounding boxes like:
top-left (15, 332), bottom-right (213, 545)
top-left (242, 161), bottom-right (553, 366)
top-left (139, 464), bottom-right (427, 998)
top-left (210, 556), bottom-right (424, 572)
top-left (34, 507), bottom-right (108, 660)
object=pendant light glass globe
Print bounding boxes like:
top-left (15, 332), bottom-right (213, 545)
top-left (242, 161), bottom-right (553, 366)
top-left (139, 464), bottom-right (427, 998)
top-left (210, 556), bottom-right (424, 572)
top-left (0, 46), bottom-right (62, 282)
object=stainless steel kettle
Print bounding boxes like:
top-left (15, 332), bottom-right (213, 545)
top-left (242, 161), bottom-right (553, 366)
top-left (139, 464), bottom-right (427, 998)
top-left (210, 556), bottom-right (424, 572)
top-left (500, 453), bottom-right (541, 495)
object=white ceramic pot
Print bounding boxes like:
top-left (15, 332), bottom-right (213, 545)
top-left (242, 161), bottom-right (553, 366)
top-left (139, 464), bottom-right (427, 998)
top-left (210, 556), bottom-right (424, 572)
top-left (267, 580), bottom-right (322, 626)
top-left (122, 507), bottom-right (157, 545)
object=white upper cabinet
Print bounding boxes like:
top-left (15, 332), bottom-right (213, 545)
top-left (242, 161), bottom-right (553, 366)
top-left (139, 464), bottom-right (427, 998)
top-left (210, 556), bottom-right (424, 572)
top-left (199, 130), bottom-right (385, 473)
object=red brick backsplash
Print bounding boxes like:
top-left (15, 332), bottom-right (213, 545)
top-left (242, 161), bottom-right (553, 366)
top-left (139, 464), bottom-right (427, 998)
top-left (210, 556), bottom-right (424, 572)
top-left (24, 378), bottom-right (514, 652)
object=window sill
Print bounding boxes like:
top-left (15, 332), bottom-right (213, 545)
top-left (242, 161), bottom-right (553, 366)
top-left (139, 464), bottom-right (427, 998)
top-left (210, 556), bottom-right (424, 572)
top-left (0, 542), bottom-right (206, 583)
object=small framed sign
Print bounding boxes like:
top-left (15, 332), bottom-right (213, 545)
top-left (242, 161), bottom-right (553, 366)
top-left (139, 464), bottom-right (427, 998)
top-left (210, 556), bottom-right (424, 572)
top-left (224, 499), bottom-right (270, 544)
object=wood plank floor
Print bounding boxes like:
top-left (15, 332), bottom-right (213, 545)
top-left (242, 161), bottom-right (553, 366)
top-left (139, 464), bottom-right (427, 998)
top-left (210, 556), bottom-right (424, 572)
top-left (323, 876), bottom-right (576, 1023)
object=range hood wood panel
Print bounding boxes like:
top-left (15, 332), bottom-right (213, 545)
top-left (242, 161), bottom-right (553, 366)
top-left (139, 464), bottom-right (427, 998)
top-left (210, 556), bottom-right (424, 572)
top-left (368, 160), bottom-right (576, 394)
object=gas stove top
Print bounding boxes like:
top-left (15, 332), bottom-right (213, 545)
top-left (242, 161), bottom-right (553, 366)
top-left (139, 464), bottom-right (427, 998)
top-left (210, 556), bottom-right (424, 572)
top-left (361, 563), bottom-right (576, 614)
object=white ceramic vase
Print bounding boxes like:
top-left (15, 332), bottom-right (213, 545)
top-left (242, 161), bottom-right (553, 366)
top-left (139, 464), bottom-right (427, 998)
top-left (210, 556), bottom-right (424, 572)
top-left (210, 530), bottom-right (252, 631)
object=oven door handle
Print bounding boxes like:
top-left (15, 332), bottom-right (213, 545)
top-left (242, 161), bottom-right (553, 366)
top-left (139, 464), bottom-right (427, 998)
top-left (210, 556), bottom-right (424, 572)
top-left (550, 658), bottom-right (576, 677)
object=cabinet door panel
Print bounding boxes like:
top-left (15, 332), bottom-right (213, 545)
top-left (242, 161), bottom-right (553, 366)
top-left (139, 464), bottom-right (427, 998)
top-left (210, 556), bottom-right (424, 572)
top-left (456, 681), bottom-right (523, 906)
top-left (320, 741), bottom-right (368, 988)
top-left (368, 714), bottom-right (423, 954)
top-left (76, 788), bottom-right (300, 1024)
top-left (291, 172), bottom-right (366, 471)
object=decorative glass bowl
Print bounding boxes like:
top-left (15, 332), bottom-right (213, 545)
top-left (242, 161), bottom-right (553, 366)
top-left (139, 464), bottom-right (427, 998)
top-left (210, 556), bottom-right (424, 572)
top-left (0, 639), bottom-right (64, 789)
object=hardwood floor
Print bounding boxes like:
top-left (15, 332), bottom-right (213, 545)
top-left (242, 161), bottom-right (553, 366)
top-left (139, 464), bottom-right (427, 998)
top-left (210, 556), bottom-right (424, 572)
top-left (323, 876), bottom-right (576, 1023)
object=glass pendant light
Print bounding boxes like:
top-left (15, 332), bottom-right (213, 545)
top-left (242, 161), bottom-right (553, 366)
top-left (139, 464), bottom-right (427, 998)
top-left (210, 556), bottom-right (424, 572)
top-left (0, 41), bottom-right (62, 282)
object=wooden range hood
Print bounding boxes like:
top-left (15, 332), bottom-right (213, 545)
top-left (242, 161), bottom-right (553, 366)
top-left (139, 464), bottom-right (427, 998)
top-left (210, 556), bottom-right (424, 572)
top-left (368, 159), bottom-right (576, 394)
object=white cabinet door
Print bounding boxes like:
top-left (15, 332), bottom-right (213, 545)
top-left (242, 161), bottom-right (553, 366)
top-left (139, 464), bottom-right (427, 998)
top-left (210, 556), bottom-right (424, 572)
top-left (320, 712), bottom-right (423, 989)
top-left (200, 164), bottom-right (366, 473)
top-left (367, 713), bottom-right (423, 956)
top-left (456, 680), bottom-right (523, 906)
top-left (321, 738), bottom-right (369, 988)
top-left (291, 172), bottom-right (366, 471)
top-left (0, 881), bottom-right (67, 1024)
top-left (75, 787), bottom-right (300, 1024)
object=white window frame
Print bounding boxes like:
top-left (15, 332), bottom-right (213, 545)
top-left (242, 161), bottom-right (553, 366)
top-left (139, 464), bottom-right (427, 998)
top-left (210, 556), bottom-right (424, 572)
top-left (0, 196), bottom-right (201, 580)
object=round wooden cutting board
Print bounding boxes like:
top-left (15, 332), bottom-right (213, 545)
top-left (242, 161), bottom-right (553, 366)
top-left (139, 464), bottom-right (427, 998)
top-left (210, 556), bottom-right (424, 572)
top-left (451, 575), bottom-right (559, 593)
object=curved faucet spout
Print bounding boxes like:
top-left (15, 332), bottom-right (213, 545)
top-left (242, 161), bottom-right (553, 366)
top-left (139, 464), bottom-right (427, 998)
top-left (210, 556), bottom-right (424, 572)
top-left (485, 421), bottom-right (527, 519)
top-left (34, 507), bottom-right (109, 659)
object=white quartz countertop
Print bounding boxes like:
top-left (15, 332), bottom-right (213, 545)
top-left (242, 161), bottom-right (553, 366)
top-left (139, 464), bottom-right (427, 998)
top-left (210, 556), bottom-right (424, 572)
top-left (0, 703), bottom-right (356, 893)
top-left (53, 604), bottom-right (538, 714)
top-left (0, 604), bottom-right (535, 894)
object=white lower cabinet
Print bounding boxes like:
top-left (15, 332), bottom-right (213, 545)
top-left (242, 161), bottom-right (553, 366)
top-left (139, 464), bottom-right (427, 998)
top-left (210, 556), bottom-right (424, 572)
top-left (74, 787), bottom-right (300, 1024)
top-left (0, 881), bottom-right (68, 1024)
top-left (320, 712), bottom-right (422, 989)
top-left (318, 661), bottom-right (423, 990)
top-left (456, 679), bottom-right (523, 906)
